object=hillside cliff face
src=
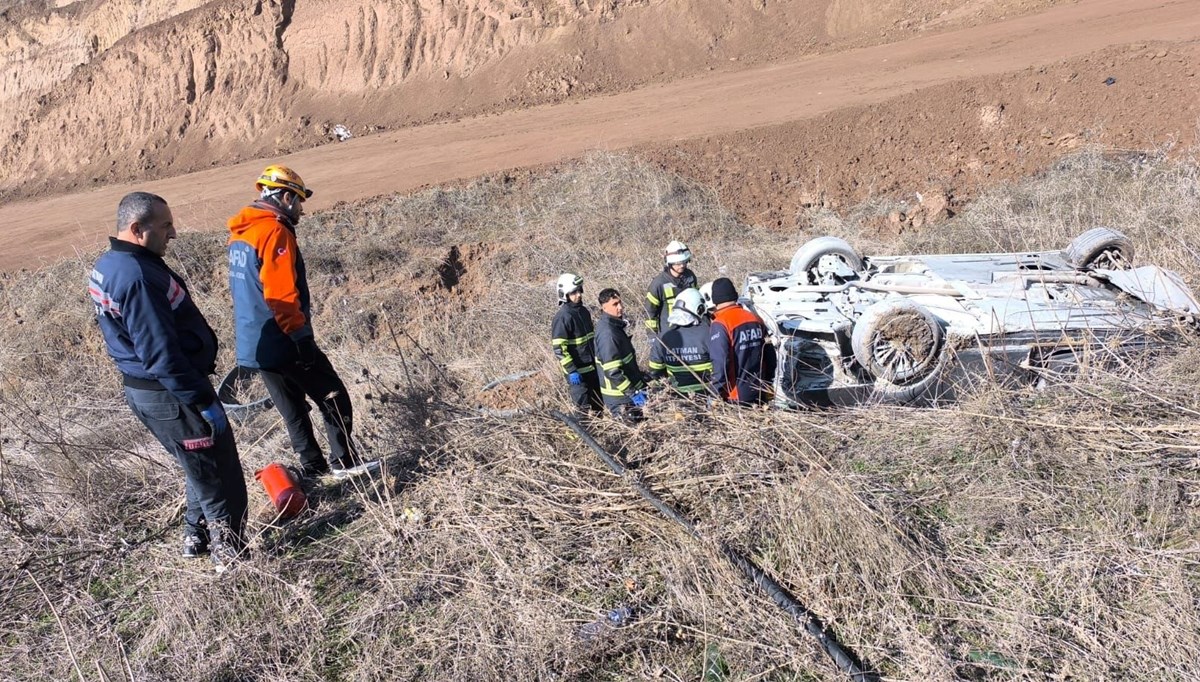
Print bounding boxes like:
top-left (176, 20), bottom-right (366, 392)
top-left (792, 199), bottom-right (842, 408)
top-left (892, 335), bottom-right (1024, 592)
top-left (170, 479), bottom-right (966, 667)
top-left (0, 0), bottom-right (1058, 199)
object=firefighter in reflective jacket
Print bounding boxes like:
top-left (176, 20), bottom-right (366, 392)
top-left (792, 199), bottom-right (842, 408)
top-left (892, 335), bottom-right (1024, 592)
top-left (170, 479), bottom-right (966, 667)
top-left (644, 240), bottom-right (698, 378)
top-left (707, 278), bottom-right (777, 404)
top-left (551, 273), bottom-right (601, 413)
top-left (660, 288), bottom-right (714, 396)
top-left (595, 288), bottom-right (647, 418)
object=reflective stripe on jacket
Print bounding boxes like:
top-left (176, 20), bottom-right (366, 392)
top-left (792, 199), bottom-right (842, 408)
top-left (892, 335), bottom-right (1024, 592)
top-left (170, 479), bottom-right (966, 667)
top-left (227, 202), bottom-right (313, 369)
top-left (661, 321), bottom-right (714, 394)
top-left (709, 305), bottom-right (776, 404)
top-left (594, 311), bottom-right (644, 403)
top-left (88, 238), bottom-right (219, 406)
top-left (644, 267), bottom-right (697, 333)
top-left (551, 301), bottom-right (597, 375)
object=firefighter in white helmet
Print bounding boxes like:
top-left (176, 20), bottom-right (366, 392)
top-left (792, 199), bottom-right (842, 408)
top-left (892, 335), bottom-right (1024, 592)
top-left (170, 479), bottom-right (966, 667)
top-left (660, 288), bottom-right (715, 398)
top-left (698, 281), bottom-right (716, 320)
top-left (644, 240), bottom-right (698, 379)
top-left (551, 273), bottom-right (601, 413)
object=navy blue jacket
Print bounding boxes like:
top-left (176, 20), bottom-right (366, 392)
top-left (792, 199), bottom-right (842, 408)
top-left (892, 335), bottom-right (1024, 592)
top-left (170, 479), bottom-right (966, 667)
top-left (708, 304), bottom-right (776, 404)
top-left (89, 238), bottom-right (220, 406)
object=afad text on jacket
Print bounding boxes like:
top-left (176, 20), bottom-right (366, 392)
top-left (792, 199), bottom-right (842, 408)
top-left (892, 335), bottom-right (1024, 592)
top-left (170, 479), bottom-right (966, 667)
top-left (709, 305), bottom-right (777, 404)
top-left (227, 201), bottom-right (314, 370)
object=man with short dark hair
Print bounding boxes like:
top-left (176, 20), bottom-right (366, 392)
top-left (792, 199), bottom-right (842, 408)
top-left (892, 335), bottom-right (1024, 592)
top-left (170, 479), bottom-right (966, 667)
top-left (594, 288), bottom-right (647, 420)
top-left (707, 278), bottom-right (776, 405)
top-left (227, 165), bottom-right (379, 480)
top-left (89, 192), bottom-right (248, 572)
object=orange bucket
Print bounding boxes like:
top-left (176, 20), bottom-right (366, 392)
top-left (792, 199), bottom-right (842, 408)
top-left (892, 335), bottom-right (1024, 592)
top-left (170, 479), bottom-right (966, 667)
top-left (254, 462), bottom-right (307, 519)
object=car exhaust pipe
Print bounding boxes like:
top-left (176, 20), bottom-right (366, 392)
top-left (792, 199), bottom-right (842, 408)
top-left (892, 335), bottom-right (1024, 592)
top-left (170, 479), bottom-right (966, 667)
top-left (550, 410), bottom-right (876, 681)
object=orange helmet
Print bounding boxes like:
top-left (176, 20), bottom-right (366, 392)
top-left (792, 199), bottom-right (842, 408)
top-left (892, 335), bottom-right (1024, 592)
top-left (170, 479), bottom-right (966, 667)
top-left (255, 165), bottom-right (313, 200)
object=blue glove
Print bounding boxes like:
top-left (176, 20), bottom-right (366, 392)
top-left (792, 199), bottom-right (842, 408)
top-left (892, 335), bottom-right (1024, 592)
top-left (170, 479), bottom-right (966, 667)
top-left (630, 391), bottom-right (647, 408)
top-left (567, 372), bottom-right (582, 385)
top-left (200, 402), bottom-right (228, 436)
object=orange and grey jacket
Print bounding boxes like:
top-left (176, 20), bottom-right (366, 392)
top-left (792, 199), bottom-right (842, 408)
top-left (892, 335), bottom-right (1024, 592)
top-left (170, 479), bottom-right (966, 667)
top-left (708, 305), bottom-right (776, 404)
top-left (227, 201), bottom-right (313, 370)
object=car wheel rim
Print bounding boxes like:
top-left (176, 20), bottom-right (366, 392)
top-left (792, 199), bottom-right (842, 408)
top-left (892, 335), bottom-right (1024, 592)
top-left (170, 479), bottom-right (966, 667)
top-left (869, 313), bottom-right (938, 382)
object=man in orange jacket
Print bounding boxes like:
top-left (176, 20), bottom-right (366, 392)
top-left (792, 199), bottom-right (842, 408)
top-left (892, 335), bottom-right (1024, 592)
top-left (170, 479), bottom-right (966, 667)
top-left (707, 278), bottom-right (776, 405)
top-left (227, 165), bottom-right (379, 480)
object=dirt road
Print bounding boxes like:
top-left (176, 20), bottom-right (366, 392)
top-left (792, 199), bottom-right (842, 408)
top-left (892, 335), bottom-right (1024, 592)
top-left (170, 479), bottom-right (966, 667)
top-left (2, 0), bottom-right (1197, 271)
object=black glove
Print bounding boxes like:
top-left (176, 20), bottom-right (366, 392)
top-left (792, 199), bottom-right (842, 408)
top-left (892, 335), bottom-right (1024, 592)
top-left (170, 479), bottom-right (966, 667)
top-left (295, 337), bottom-right (318, 369)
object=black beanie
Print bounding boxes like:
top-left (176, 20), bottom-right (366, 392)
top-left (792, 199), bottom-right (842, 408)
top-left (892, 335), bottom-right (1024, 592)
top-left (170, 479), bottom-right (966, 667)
top-left (711, 277), bottom-right (738, 305)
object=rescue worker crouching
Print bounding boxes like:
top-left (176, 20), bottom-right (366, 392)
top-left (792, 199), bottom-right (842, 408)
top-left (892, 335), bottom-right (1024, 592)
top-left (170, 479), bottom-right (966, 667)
top-left (645, 240), bottom-right (698, 379)
top-left (551, 273), bottom-right (602, 414)
top-left (660, 288), bottom-right (715, 399)
top-left (227, 165), bottom-right (380, 480)
top-left (707, 277), bottom-right (777, 405)
top-left (594, 288), bottom-right (648, 421)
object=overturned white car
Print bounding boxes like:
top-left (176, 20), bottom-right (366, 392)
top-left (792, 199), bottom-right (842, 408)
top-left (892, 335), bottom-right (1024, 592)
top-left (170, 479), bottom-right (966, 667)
top-left (743, 228), bottom-right (1200, 407)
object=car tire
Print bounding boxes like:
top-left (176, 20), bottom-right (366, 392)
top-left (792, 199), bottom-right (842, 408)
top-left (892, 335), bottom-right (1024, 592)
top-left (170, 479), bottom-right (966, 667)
top-left (1063, 226), bottom-right (1134, 270)
top-left (217, 365), bottom-right (274, 418)
top-left (789, 236), bottom-right (865, 277)
top-left (851, 299), bottom-right (944, 385)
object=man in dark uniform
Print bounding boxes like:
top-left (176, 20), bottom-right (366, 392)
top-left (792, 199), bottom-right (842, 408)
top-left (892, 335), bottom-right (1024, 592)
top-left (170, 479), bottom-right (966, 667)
top-left (595, 288), bottom-right (647, 421)
top-left (644, 240), bottom-right (698, 379)
top-left (708, 278), bottom-right (777, 405)
top-left (551, 273), bottom-right (601, 414)
top-left (660, 288), bottom-right (714, 398)
top-left (89, 192), bottom-right (248, 572)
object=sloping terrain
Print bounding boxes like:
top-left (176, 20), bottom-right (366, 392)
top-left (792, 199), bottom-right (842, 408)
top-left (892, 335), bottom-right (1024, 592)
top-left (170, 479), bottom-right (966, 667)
top-left (2, 152), bottom-right (1200, 680)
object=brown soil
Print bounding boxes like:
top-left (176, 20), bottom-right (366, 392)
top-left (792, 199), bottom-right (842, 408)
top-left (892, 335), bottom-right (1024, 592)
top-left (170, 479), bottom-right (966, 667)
top-left (2, 0), bottom-right (1198, 271)
top-left (643, 40), bottom-right (1200, 232)
top-left (0, 0), bottom-right (1065, 201)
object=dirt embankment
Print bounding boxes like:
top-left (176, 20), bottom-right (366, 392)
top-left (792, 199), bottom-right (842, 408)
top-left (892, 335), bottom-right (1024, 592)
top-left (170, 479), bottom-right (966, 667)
top-left (644, 41), bottom-right (1200, 232)
top-left (0, 0), bottom-right (1066, 201)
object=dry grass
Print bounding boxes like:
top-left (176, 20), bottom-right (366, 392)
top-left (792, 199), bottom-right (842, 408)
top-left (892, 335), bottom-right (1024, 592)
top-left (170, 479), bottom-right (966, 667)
top-left (2, 150), bottom-right (1200, 681)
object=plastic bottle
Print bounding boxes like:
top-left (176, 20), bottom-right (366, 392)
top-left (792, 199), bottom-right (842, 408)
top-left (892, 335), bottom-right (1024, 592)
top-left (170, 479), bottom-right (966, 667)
top-left (255, 463), bottom-right (307, 519)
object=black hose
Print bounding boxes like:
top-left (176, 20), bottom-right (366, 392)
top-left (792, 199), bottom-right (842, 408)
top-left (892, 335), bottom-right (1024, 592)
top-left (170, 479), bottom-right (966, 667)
top-left (551, 410), bottom-right (876, 682)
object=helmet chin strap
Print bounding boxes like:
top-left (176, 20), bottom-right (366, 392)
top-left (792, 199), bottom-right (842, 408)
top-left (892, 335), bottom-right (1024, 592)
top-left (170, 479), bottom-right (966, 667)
top-left (261, 188), bottom-right (302, 222)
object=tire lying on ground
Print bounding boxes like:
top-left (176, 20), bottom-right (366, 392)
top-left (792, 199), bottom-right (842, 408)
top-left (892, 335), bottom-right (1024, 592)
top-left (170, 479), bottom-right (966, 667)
top-left (218, 365), bottom-right (274, 418)
top-left (1063, 226), bottom-right (1134, 270)
top-left (851, 299), bottom-right (945, 403)
top-left (789, 236), bottom-right (864, 278)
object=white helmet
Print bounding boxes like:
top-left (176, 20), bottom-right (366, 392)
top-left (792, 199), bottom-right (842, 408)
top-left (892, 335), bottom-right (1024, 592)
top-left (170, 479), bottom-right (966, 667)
top-left (556, 273), bottom-right (583, 303)
top-left (699, 281), bottom-right (715, 312)
top-left (668, 287), bottom-right (706, 326)
top-left (663, 240), bottom-right (692, 265)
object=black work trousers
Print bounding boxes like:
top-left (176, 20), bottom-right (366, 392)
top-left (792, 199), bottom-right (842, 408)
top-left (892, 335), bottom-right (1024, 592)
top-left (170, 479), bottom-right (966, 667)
top-left (257, 346), bottom-right (358, 473)
top-left (124, 386), bottom-right (248, 545)
top-left (568, 370), bottom-right (603, 414)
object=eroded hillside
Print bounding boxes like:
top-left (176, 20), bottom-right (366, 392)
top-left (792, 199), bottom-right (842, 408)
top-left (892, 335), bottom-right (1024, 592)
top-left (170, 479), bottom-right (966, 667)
top-left (0, 0), bottom-right (1066, 200)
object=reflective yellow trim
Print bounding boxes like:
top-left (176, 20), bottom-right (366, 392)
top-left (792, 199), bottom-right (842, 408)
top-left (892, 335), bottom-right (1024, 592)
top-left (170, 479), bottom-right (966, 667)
top-left (552, 333), bottom-right (595, 346)
top-left (648, 360), bottom-right (666, 370)
top-left (667, 362), bottom-right (713, 373)
top-left (645, 319), bottom-right (659, 330)
top-left (559, 355), bottom-right (575, 366)
top-left (601, 359), bottom-right (623, 371)
top-left (646, 292), bottom-right (660, 305)
top-left (564, 365), bottom-right (596, 375)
